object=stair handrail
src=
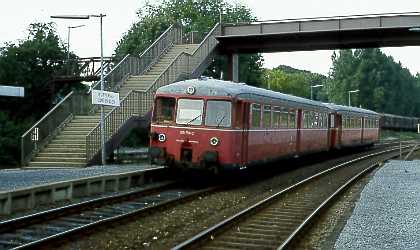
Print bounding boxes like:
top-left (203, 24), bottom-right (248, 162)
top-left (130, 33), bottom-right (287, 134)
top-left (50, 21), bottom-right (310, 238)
top-left (20, 91), bottom-right (91, 166)
top-left (143, 23), bottom-right (221, 93)
top-left (85, 23), bottom-right (221, 164)
top-left (86, 89), bottom-right (148, 162)
top-left (88, 54), bottom-right (131, 93)
top-left (89, 24), bottom-right (183, 93)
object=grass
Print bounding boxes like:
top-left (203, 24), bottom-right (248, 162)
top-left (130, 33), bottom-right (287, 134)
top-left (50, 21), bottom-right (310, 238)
top-left (380, 129), bottom-right (420, 141)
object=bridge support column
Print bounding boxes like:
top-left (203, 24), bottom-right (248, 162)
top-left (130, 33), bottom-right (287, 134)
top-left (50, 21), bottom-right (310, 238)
top-left (227, 53), bottom-right (239, 82)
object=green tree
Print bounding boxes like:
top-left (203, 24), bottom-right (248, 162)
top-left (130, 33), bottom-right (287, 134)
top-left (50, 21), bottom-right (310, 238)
top-left (0, 23), bottom-right (80, 165)
top-left (262, 65), bottom-right (328, 100)
top-left (115, 0), bottom-right (264, 86)
top-left (327, 48), bottom-right (420, 116)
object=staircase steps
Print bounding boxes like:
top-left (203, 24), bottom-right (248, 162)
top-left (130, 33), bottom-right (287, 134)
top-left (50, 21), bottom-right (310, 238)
top-left (27, 42), bottom-right (202, 168)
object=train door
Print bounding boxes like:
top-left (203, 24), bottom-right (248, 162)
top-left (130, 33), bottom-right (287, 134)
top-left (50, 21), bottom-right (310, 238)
top-left (240, 102), bottom-right (249, 166)
top-left (361, 117), bottom-right (365, 144)
top-left (296, 109), bottom-right (302, 155)
top-left (337, 114), bottom-right (342, 148)
top-left (328, 113), bottom-right (336, 149)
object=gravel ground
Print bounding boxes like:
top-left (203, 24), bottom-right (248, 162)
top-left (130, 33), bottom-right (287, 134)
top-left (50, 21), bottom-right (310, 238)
top-left (335, 160), bottom-right (420, 249)
top-left (0, 164), bottom-right (158, 192)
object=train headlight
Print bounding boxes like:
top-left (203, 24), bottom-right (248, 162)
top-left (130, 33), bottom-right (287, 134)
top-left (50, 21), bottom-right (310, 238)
top-left (158, 133), bottom-right (166, 142)
top-left (210, 137), bottom-right (219, 146)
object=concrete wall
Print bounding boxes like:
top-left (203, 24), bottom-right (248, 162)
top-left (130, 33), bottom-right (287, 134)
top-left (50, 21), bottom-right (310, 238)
top-left (0, 167), bottom-right (166, 215)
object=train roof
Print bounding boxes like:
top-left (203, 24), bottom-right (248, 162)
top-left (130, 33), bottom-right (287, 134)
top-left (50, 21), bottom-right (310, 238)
top-left (156, 78), bottom-right (328, 110)
top-left (157, 78), bottom-right (379, 116)
top-left (381, 113), bottom-right (418, 119)
top-left (323, 103), bottom-right (379, 117)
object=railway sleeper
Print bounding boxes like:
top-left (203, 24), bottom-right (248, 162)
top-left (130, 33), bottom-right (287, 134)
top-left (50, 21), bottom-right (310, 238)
top-left (239, 223), bottom-right (293, 233)
top-left (217, 235), bottom-right (279, 246)
top-left (226, 231), bottom-right (280, 240)
top-left (248, 218), bottom-right (298, 227)
top-left (205, 239), bottom-right (276, 250)
top-left (254, 214), bottom-right (304, 222)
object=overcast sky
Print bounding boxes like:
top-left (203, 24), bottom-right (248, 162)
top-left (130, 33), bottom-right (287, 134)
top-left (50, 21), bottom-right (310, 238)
top-left (1, 0), bottom-right (419, 75)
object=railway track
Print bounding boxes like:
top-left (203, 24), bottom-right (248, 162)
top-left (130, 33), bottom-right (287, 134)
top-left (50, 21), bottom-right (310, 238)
top-left (0, 180), bottom-right (221, 250)
top-left (173, 145), bottom-right (414, 250)
top-left (0, 143), bottom-right (416, 249)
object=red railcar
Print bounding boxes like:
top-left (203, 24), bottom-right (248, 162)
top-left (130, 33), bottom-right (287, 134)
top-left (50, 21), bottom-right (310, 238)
top-left (149, 78), bottom-right (379, 172)
top-left (324, 104), bottom-right (379, 149)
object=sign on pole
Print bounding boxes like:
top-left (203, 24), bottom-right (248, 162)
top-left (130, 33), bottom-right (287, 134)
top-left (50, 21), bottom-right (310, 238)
top-left (0, 85), bottom-right (24, 97)
top-left (92, 90), bottom-right (120, 107)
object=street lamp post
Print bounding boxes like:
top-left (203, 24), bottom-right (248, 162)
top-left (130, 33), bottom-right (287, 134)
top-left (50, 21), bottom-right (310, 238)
top-left (66, 25), bottom-right (85, 72)
top-left (348, 89), bottom-right (359, 106)
top-left (52, 14), bottom-right (107, 165)
top-left (310, 84), bottom-right (323, 100)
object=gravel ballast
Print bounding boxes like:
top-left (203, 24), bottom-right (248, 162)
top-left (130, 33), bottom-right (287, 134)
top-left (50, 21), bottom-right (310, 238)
top-left (0, 164), bottom-right (157, 192)
top-left (335, 160), bottom-right (420, 249)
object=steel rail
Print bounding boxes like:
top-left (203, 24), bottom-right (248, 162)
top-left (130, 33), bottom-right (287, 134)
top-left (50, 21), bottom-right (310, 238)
top-left (0, 182), bottom-right (224, 250)
top-left (0, 180), bottom-right (178, 233)
top-left (172, 145), bottom-right (412, 250)
top-left (278, 162), bottom-right (379, 249)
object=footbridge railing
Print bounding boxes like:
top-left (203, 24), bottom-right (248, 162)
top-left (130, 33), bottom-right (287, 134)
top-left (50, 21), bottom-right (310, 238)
top-left (89, 24), bottom-right (183, 94)
top-left (85, 23), bottom-right (221, 163)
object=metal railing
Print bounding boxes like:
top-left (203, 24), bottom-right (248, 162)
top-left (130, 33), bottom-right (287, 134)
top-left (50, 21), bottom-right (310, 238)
top-left (89, 24), bottom-right (183, 93)
top-left (85, 23), bottom-right (221, 163)
top-left (52, 57), bottom-right (113, 79)
top-left (20, 91), bottom-right (91, 166)
top-left (86, 90), bottom-right (152, 161)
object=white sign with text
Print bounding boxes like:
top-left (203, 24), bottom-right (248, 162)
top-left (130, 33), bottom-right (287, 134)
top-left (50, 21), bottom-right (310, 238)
top-left (0, 85), bottom-right (24, 97)
top-left (92, 90), bottom-right (120, 107)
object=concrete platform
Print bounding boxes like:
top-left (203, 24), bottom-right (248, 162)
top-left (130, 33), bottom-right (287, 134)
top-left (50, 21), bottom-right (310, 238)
top-left (0, 163), bottom-right (166, 215)
top-left (335, 160), bottom-right (420, 249)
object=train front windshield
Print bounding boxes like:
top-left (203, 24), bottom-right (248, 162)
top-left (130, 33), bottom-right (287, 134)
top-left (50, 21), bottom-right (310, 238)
top-left (176, 98), bottom-right (232, 127)
top-left (153, 97), bottom-right (232, 127)
top-left (176, 99), bottom-right (204, 125)
top-left (153, 97), bottom-right (176, 124)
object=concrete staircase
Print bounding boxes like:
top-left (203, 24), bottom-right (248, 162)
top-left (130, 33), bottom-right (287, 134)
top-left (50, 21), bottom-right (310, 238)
top-left (27, 44), bottom-right (198, 168)
top-left (119, 44), bottom-right (198, 96)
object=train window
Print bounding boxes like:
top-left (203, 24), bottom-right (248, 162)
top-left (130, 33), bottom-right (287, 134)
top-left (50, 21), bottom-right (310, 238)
top-left (272, 106), bottom-right (281, 128)
top-left (251, 104), bottom-right (261, 128)
top-left (280, 108), bottom-right (288, 128)
top-left (303, 111), bottom-right (309, 129)
top-left (289, 109), bottom-right (296, 128)
top-left (324, 113), bottom-right (328, 128)
top-left (311, 112), bottom-right (317, 128)
top-left (312, 112), bottom-right (318, 128)
top-left (263, 105), bottom-right (271, 128)
top-left (153, 97), bottom-right (176, 124)
top-left (205, 100), bottom-right (232, 127)
top-left (176, 98), bottom-right (204, 125)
